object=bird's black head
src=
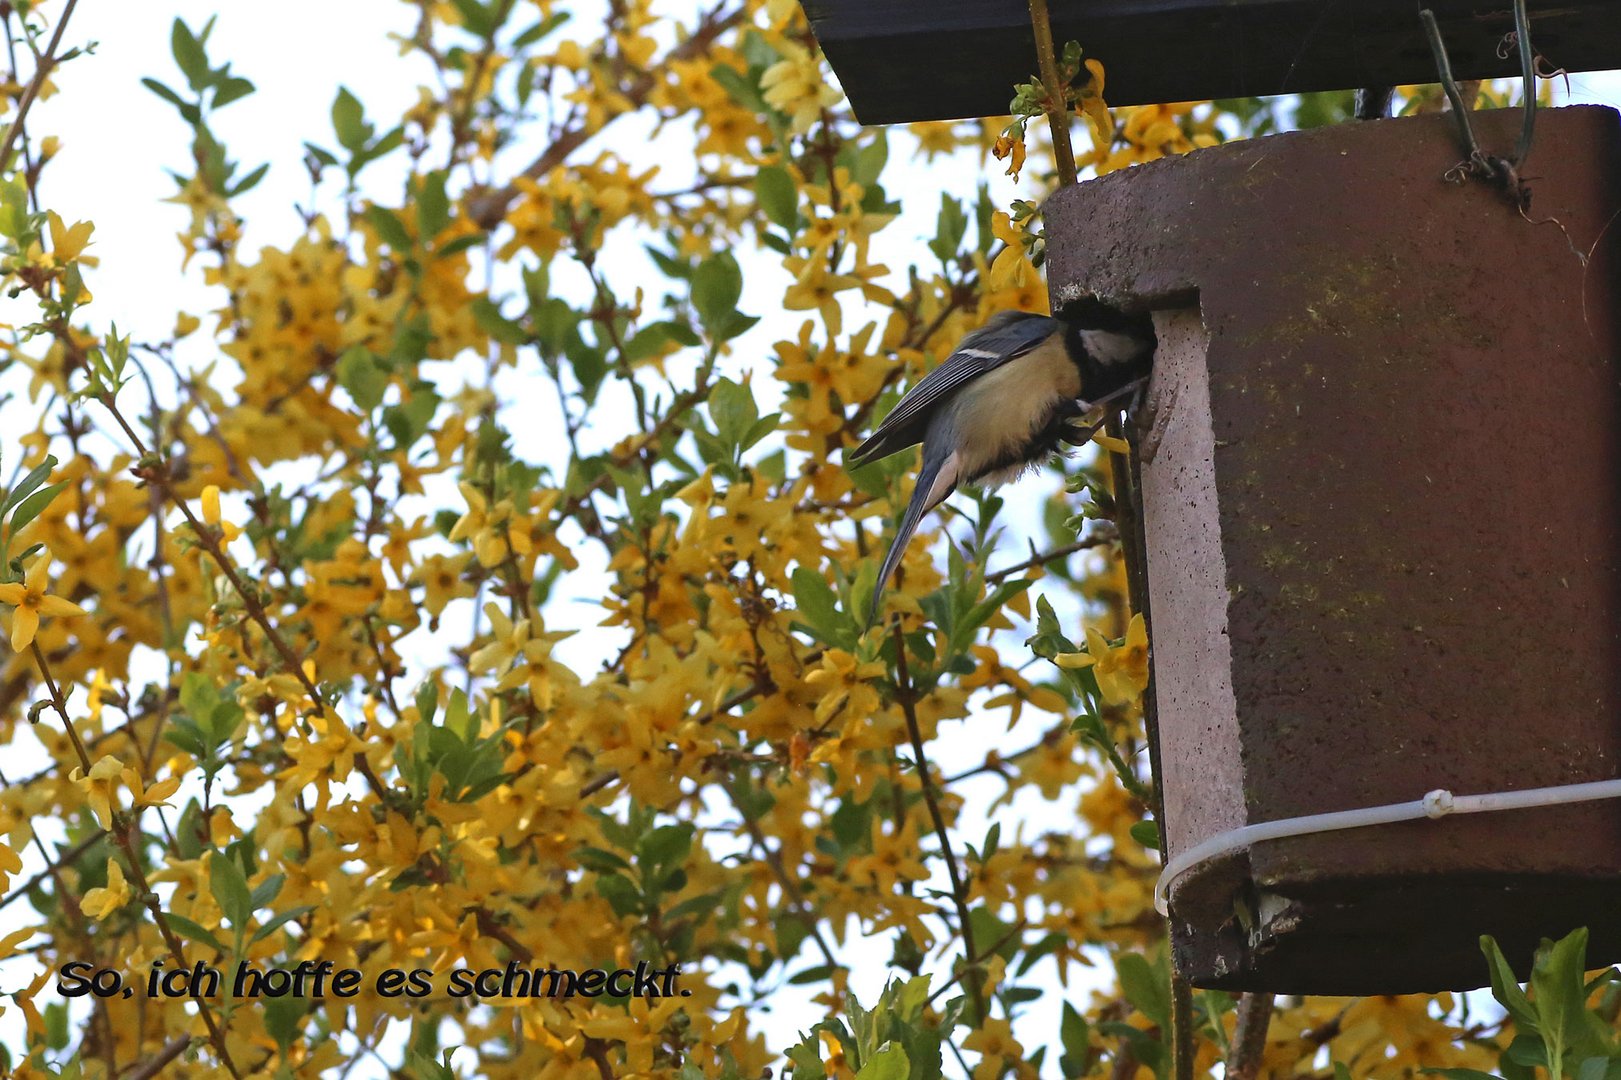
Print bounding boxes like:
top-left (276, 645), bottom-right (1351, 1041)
top-left (1058, 296), bottom-right (1157, 396)
top-left (1058, 295), bottom-right (1156, 338)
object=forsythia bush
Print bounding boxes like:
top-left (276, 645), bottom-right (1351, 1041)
top-left (0, 1), bottom-right (1601, 1077)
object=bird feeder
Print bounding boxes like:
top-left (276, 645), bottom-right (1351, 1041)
top-left (806, 1), bottom-right (1621, 994)
top-left (1045, 104), bottom-right (1621, 994)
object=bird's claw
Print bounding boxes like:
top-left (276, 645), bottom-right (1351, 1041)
top-left (1058, 376), bottom-right (1150, 447)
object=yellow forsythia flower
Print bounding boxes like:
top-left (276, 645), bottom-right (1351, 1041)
top-left (0, 556), bottom-right (86, 652)
top-left (80, 860), bottom-right (130, 920)
top-left (1086, 613), bottom-right (1150, 704)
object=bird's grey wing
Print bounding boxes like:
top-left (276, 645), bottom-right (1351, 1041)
top-left (849, 312), bottom-right (1059, 464)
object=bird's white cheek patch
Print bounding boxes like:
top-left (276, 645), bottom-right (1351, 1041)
top-left (1080, 328), bottom-right (1148, 366)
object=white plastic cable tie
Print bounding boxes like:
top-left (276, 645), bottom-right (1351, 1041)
top-left (1153, 777), bottom-right (1621, 916)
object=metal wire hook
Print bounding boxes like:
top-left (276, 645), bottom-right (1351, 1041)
top-left (1418, 2), bottom-right (1537, 209)
top-left (1510, 0), bottom-right (1536, 169)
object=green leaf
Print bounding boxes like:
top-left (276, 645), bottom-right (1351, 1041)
top-left (4, 456), bottom-right (57, 516)
top-left (444, 689), bottom-right (476, 742)
top-left (435, 233), bottom-right (484, 259)
top-left (621, 322), bottom-right (667, 364)
top-left (417, 172), bottom-right (451, 239)
top-left (710, 63), bottom-right (767, 114)
top-left (228, 162), bottom-right (269, 198)
top-left (142, 78), bottom-right (187, 109)
top-left (162, 718), bottom-right (206, 757)
top-left (691, 251), bottom-right (743, 334)
top-left (263, 993), bottom-right (308, 1051)
top-left (1530, 928), bottom-right (1610, 1080)
top-left (853, 1043), bottom-right (908, 1080)
top-left (205, 697), bottom-right (240, 745)
top-left (250, 905), bottom-right (315, 944)
top-left (929, 195), bottom-right (968, 264)
top-left (1129, 819), bottom-right (1160, 851)
top-left (789, 963), bottom-right (835, 986)
top-left (248, 873), bottom-right (285, 911)
top-left (8, 480), bottom-right (66, 535)
top-left (784, 1030), bottom-right (829, 1080)
top-left (177, 674), bottom-right (220, 723)
top-left (791, 567), bottom-right (847, 647)
top-left (367, 126), bottom-right (406, 162)
top-left (383, 386), bottom-right (441, 449)
top-left (513, 12), bottom-right (570, 47)
top-left (850, 131), bottom-right (888, 187)
top-left (754, 165), bottom-right (797, 233)
top-left (366, 205), bottom-right (412, 250)
top-left (44, 1001), bottom-right (67, 1051)
top-left (305, 142), bottom-right (339, 168)
top-left (1116, 951), bottom-right (1171, 1031)
top-left (1575, 1059), bottom-right (1621, 1080)
top-left (1480, 934), bottom-right (1541, 1033)
top-left (708, 377), bottom-right (758, 445)
top-left (450, 0), bottom-right (498, 36)
top-left (665, 889), bottom-right (725, 926)
top-left (714, 311), bottom-right (759, 342)
top-left (172, 800), bottom-right (206, 860)
top-left (170, 20), bottom-right (210, 91)
top-left (1505, 1034), bottom-right (1550, 1069)
top-left (337, 347), bottom-right (389, 411)
top-left (980, 823), bottom-right (1000, 864)
top-left (1061, 1001), bottom-right (1091, 1067)
top-left (211, 76), bottom-right (255, 109)
top-left (415, 681), bottom-right (439, 725)
top-left (967, 906), bottom-right (1019, 963)
top-left (164, 912), bottom-right (226, 954)
top-left (331, 87), bottom-right (369, 150)
top-left (594, 872), bottom-right (642, 917)
top-left (179, 672), bottom-right (218, 725)
top-left (210, 852), bottom-right (253, 930)
top-left (638, 824), bottom-right (694, 870)
top-left (472, 297), bottom-right (529, 346)
top-left (1015, 931), bottom-right (1067, 979)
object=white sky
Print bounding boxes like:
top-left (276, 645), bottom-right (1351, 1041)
top-left (1, 0), bottom-right (1620, 1075)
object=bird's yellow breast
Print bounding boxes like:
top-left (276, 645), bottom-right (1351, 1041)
top-left (950, 336), bottom-right (1080, 476)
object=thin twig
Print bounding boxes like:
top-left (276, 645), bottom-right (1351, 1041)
top-left (987, 535), bottom-right (1111, 584)
top-left (583, 1037), bottom-right (617, 1080)
top-left (943, 725), bottom-right (1065, 785)
top-left (726, 781), bottom-right (840, 969)
top-left (28, 644), bottom-right (243, 1078)
top-left (573, 667), bottom-right (790, 796)
top-left (1226, 992), bottom-right (1275, 1080)
top-left (0, 0), bottom-right (79, 171)
top-left (98, 394), bottom-right (394, 806)
top-left (1027, 0), bottom-right (1078, 187)
top-left (465, 5), bottom-right (745, 229)
top-left (893, 622), bottom-right (986, 1025)
top-left (123, 1035), bottom-right (194, 1080)
top-left (924, 918), bottom-right (1028, 1008)
top-left (0, 828), bottom-right (104, 914)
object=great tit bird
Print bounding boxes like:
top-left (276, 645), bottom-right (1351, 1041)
top-left (851, 303), bottom-right (1156, 624)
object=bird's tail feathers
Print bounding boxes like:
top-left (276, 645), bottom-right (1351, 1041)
top-left (867, 447), bottom-right (958, 627)
top-left (847, 431), bottom-right (887, 467)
